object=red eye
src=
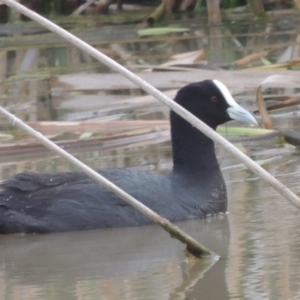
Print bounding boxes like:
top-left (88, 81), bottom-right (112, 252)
top-left (211, 96), bottom-right (218, 102)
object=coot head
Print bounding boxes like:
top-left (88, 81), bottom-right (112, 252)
top-left (170, 79), bottom-right (257, 170)
top-left (172, 79), bottom-right (257, 129)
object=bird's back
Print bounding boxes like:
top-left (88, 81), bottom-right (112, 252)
top-left (0, 168), bottom-right (226, 233)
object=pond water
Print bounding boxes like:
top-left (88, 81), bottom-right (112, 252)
top-left (1, 131), bottom-right (300, 300)
top-left (0, 11), bottom-right (300, 300)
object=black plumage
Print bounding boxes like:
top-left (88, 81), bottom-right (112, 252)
top-left (0, 80), bottom-right (257, 233)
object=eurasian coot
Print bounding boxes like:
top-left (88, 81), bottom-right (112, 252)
top-left (0, 80), bottom-right (257, 233)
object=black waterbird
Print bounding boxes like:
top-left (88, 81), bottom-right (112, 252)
top-left (0, 80), bottom-right (257, 233)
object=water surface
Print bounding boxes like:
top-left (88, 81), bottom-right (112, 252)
top-left (1, 13), bottom-right (300, 300)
